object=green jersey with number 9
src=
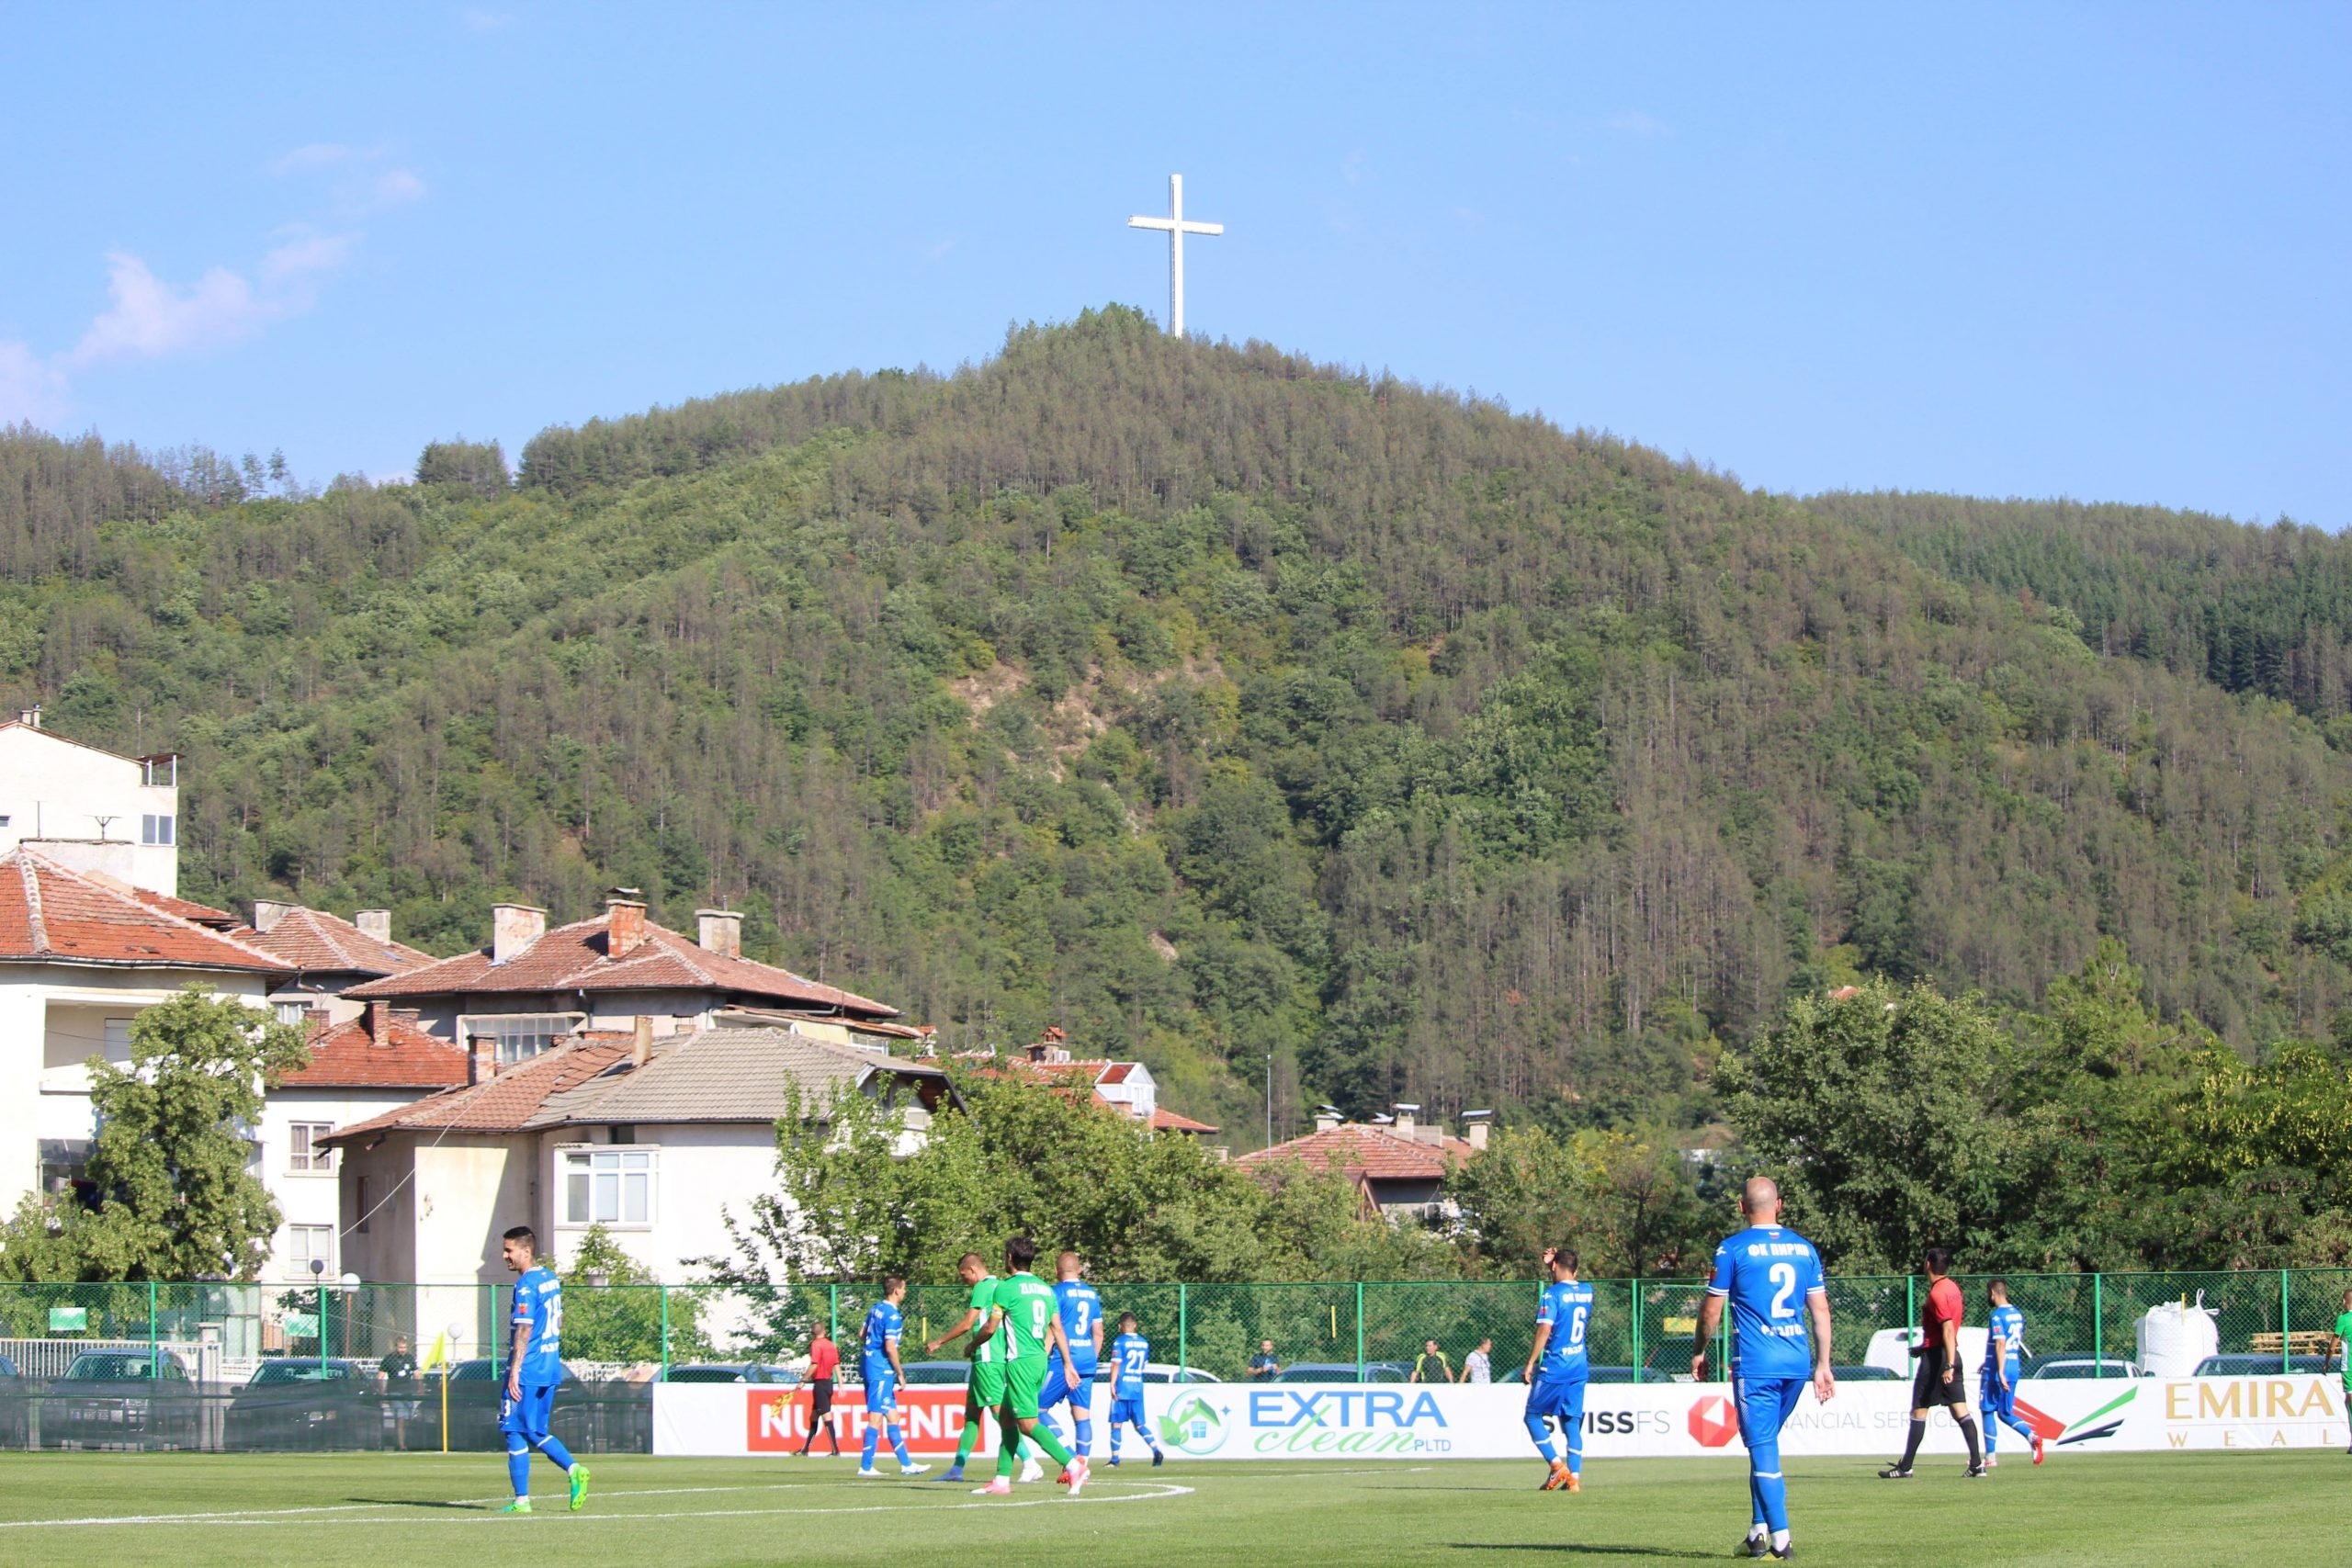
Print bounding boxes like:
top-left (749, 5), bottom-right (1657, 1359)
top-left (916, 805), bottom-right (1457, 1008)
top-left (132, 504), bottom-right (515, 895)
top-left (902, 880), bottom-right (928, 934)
top-left (991, 1272), bottom-right (1058, 1365)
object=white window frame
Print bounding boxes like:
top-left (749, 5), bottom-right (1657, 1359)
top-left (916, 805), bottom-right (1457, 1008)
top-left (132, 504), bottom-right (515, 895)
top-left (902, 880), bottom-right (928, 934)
top-left (141, 813), bottom-right (175, 847)
top-left (287, 1122), bottom-right (335, 1174)
top-left (559, 1145), bottom-right (658, 1229)
top-left (463, 1012), bottom-right (584, 1066)
top-left (274, 999), bottom-right (310, 1028)
top-left (284, 1224), bottom-right (334, 1277)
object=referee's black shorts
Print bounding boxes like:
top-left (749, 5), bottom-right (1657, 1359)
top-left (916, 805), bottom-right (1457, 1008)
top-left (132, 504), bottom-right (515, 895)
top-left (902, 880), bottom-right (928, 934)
top-left (1912, 1347), bottom-right (1966, 1408)
top-left (809, 1377), bottom-right (834, 1416)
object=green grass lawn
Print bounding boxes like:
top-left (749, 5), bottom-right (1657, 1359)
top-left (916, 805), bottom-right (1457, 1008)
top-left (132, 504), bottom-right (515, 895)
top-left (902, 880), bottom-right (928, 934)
top-left (0, 1450), bottom-right (2341, 1566)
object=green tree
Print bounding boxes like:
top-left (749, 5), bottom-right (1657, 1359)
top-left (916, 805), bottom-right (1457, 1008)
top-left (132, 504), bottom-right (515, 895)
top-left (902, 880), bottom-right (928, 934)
top-left (558, 1224), bottom-right (710, 1365)
top-left (0, 986), bottom-right (308, 1281)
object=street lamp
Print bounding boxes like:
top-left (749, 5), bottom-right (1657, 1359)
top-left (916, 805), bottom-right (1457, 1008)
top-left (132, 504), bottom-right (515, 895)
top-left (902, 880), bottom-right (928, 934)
top-left (310, 1258), bottom-right (327, 1373)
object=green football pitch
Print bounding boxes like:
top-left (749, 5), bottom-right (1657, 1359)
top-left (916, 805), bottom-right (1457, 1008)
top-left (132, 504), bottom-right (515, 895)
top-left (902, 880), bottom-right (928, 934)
top-left (0, 1451), bottom-right (2342, 1566)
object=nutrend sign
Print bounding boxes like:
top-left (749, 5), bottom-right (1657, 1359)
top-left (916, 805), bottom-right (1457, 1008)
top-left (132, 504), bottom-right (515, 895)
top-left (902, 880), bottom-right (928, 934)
top-left (652, 1377), bottom-right (2352, 1459)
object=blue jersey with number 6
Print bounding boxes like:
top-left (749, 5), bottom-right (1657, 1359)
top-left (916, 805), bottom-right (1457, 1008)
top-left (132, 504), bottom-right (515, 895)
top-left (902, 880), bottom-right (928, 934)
top-left (1535, 1280), bottom-right (1595, 1380)
top-left (1705, 1224), bottom-right (1826, 1381)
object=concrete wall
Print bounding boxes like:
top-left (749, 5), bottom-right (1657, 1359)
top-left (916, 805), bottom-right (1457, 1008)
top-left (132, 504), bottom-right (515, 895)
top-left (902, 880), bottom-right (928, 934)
top-left (258, 1086), bottom-right (431, 1285)
top-left (0, 726), bottom-right (179, 896)
top-left (537, 1122), bottom-right (781, 1282)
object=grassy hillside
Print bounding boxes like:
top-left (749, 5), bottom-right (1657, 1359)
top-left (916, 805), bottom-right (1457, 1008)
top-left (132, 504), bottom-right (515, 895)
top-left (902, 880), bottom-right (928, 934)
top-left (4, 308), bottom-right (2347, 1142)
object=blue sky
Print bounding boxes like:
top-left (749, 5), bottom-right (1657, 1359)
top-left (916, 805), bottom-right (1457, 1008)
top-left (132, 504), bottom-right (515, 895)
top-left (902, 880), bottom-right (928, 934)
top-left (4, 3), bottom-right (2346, 525)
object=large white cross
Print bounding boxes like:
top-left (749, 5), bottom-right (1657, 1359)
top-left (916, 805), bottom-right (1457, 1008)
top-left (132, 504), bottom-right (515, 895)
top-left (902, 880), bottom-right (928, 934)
top-left (1128, 174), bottom-right (1223, 339)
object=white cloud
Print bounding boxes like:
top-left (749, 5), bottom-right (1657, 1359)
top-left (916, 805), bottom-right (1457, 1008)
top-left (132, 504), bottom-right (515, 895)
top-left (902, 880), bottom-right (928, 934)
top-left (0, 340), bottom-right (66, 426)
top-left (263, 229), bottom-right (359, 283)
top-left (273, 142), bottom-right (354, 175)
top-left (62, 231), bottom-right (356, 371)
top-left (368, 168), bottom-right (427, 209)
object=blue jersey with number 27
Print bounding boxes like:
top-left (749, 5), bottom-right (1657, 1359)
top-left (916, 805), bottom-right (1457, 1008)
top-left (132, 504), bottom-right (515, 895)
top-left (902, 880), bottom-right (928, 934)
top-left (1535, 1280), bottom-right (1595, 1380)
top-left (1109, 1332), bottom-right (1150, 1396)
top-left (1055, 1280), bottom-right (1102, 1371)
top-left (1706, 1224), bottom-right (1826, 1381)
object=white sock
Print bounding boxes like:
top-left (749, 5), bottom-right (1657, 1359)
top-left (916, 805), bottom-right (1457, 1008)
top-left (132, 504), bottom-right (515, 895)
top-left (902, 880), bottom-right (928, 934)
top-left (1772, 1531), bottom-right (1791, 1552)
top-left (1748, 1526), bottom-right (1768, 1541)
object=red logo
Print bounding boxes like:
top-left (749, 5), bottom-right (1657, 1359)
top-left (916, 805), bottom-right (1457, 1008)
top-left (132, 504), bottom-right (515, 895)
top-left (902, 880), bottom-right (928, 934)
top-left (744, 1387), bottom-right (978, 1455)
top-left (1687, 1394), bottom-right (1738, 1448)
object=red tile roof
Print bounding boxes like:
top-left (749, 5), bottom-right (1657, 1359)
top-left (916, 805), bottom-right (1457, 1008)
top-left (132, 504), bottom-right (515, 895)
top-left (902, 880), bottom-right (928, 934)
top-left (281, 1008), bottom-right (470, 1089)
top-left (343, 908), bottom-right (898, 1017)
top-left (130, 888), bottom-right (243, 929)
top-left (0, 849), bottom-right (293, 975)
top-left (242, 907), bottom-right (435, 977)
top-left (322, 1036), bottom-right (639, 1143)
top-left (1150, 1106), bottom-right (1220, 1134)
top-left (1234, 1123), bottom-right (1474, 1181)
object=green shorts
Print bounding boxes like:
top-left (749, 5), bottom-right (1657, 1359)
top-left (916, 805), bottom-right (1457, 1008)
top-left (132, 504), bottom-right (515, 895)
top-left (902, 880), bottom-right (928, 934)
top-left (970, 1360), bottom-right (1006, 1407)
top-left (1001, 1356), bottom-right (1047, 1421)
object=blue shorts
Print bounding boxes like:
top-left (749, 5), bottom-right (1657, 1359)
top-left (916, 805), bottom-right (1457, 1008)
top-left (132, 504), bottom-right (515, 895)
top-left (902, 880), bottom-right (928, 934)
top-left (498, 1382), bottom-right (557, 1440)
top-left (1524, 1372), bottom-right (1588, 1424)
top-left (1732, 1372), bottom-right (1808, 1449)
top-left (1980, 1372), bottom-right (2018, 1417)
top-left (862, 1359), bottom-right (899, 1412)
top-left (1110, 1393), bottom-right (1147, 1427)
top-left (1041, 1359), bottom-right (1097, 1412)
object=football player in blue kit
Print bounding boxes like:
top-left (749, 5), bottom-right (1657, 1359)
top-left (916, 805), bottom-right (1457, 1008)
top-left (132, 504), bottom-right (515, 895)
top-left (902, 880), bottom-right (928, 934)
top-left (1035, 1251), bottom-right (1103, 1461)
top-left (497, 1225), bottom-right (587, 1514)
top-left (1522, 1245), bottom-right (1594, 1494)
top-left (856, 1276), bottom-right (929, 1476)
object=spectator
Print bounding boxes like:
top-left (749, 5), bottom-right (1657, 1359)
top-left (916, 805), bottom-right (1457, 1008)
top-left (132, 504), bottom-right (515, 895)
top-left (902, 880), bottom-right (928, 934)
top-left (378, 1333), bottom-right (420, 1452)
top-left (1249, 1340), bottom-right (1282, 1381)
top-left (1410, 1338), bottom-right (1453, 1384)
top-left (1460, 1337), bottom-right (1494, 1384)
top-left (797, 1325), bottom-right (841, 1457)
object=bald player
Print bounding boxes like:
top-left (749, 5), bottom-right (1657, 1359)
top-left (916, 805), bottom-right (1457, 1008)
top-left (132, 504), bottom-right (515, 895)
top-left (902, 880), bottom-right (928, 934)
top-left (1693, 1178), bottom-right (1836, 1562)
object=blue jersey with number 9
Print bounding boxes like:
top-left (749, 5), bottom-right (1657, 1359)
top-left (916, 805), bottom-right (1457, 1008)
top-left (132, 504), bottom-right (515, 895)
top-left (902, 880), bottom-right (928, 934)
top-left (1705, 1225), bottom-right (1826, 1380)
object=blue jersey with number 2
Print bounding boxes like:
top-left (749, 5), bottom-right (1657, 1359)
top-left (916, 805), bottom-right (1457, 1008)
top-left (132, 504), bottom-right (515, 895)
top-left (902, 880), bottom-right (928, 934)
top-left (1535, 1280), bottom-right (1594, 1380)
top-left (1706, 1224), bottom-right (1826, 1381)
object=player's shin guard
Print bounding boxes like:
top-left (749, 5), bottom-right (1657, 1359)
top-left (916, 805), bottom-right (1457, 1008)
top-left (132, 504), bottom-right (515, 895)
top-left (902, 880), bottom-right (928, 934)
top-left (1749, 1438), bottom-right (1789, 1534)
top-left (1522, 1413), bottom-right (1559, 1463)
top-left (506, 1441), bottom-right (532, 1497)
top-left (1074, 1413), bottom-right (1093, 1458)
top-left (888, 1424), bottom-right (910, 1466)
top-left (863, 1424), bottom-right (882, 1468)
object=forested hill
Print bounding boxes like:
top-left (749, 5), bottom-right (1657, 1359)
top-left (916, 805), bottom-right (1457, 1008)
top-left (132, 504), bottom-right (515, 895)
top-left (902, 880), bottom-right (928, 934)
top-left (5, 306), bottom-right (2350, 1144)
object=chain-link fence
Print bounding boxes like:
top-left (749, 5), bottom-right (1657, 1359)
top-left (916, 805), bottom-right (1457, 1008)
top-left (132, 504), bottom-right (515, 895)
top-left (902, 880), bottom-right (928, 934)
top-left (1, 1269), bottom-right (2345, 1452)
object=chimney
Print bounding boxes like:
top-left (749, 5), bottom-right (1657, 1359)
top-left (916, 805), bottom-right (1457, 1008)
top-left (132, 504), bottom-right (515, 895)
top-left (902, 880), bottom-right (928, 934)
top-left (695, 908), bottom-right (741, 959)
top-left (1464, 1110), bottom-right (1493, 1154)
top-left (492, 903), bottom-right (545, 964)
top-left (469, 1033), bottom-right (497, 1084)
top-left (605, 888), bottom-right (648, 957)
top-left (1393, 1103), bottom-right (1419, 1142)
top-left (18, 705), bottom-right (39, 729)
top-left (253, 899), bottom-right (294, 932)
top-left (366, 1000), bottom-right (390, 1043)
top-left (355, 909), bottom-right (391, 943)
top-left (1314, 1105), bottom-right (1342, 1134)
top-left (631, 1014), bottom-right (653, 1070)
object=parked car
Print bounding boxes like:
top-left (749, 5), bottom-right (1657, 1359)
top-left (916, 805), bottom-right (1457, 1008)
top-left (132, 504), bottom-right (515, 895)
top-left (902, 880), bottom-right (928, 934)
top-left (2020, 1356), bottom-right (2143, 1380)
top-left (1089, 1361), bottom-right (1220, 1386)
top-left (0, 1353), bottom-right (23, 1448)
top-left (1272, 1361), bottom-right (1413, 1383)
top-left (421, 1359), bottom-right (593, 1451)
top-left (1498, 1365), bottom-right (1679, 1385)
top-left (664, 1364), bottom-right (800, 1384)
top-left (40, 1350), bottom-right (199, 1450)
top-left (896, 1360), bottom-right (977, 1386)
top-left (225, 1359), bottom-right (371, 1450)
top-left (2192, 1353), bottom-right (2332, 1377)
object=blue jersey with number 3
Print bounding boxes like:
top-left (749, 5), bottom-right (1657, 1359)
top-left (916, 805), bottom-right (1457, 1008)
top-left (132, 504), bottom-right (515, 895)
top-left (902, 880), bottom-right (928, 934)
top-left (1706, 1224), bottom-right (1826, 1381)
top-left (1535, 1280), bottom-right (1595, 1380)
top-left (509, 1267), bottom-right (564, 1387)
top-left (1055, 1281), bottom-right (1102, 1372)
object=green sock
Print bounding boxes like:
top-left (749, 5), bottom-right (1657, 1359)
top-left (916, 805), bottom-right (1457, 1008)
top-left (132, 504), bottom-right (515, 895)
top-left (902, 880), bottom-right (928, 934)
top-left (955, 1406), bottom-right (982, 1467)
top-left (1025, 1421), bottom-right (1074, 1469)
top-left (995, 1428), bottom-right (1018, 1479)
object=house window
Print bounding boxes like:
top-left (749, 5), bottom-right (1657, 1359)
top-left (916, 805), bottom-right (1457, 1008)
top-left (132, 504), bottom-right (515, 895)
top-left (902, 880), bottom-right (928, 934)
top-left (142, 755), bottom-right (177, 786)
top-left (288, 1122), bottom-right (335, 1173)
top-left (141, 813), bottom-right (175, 846)
top-left (473, 1013), bottom-right (582, 1066)
top-left (562, 1147), bottom-right (654, 1227)
top-left (355, 1175), bottom-right (373, 1235)
top-left (284, 1224), bottom-right (334, 1277)
top-left (275, 1000), bottom-right (310, 1027)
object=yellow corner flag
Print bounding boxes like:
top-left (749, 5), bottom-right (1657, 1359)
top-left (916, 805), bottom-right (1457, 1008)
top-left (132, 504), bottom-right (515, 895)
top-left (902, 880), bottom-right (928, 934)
top-left (424, 1331), bottom-right (449, 1371)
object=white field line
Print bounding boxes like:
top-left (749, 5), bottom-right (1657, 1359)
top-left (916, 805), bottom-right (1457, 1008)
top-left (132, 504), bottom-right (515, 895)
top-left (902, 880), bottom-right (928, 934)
top-left (0, 1479), bottom-right (1193, 1529)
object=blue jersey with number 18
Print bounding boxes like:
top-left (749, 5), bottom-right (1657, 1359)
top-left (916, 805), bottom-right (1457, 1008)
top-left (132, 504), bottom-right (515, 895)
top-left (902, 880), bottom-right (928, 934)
top-left (1535, 1280), bottom-right (1595, 1380)
top-left (1705, 1224), bottom-right (1826, 1381)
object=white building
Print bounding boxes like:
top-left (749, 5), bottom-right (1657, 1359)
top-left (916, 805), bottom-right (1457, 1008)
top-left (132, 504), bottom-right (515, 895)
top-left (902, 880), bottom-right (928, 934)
top-left (323, 1026), bottom-right (952, 1354)
top-left (0, 712), bottom-right (182, 897)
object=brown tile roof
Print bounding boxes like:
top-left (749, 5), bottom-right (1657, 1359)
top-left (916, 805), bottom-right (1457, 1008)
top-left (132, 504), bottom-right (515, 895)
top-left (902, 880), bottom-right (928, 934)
top-left (242, 907), bottom-right (435, 977)
top-left (0, 849), bottom-right (294, 975)
top-left (1233, 1123), bottom-right (1474, 1181)
top-left (1150, 1106), bottom-right (1220, 1134)
top-left (130, 887), bottom-right (243, 929)
top-left (343, 909), bottom-right (898, 1017)
top-left (281, 1008), bottom-right (470, 1089)
top-left (322, 1036), bottom-right (639, 1144)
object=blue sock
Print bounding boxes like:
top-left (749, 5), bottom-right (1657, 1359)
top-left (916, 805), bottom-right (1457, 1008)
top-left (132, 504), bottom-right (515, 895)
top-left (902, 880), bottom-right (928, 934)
top-left (1751, 1438), bottom-right (1788, 1534)
top-left (1109, 1424), bottom-right (1122, 1459)
top-left (1565, 1431), bottom-right (1582, 1476)
top-left (889, 1424), bottom-right (910, 1465)
top-left (1140, 1421), bottom-right (1161, 1454)
top-left (535, 1434), bottom-right (574, 1472)
top-left (507, 1444), bottom-right (531, 1497)
top-left (1074, 1412), bottom-right (1093, 1459)
top-left (862, 1425), bottom-right (880, 1468)
top-left (1523, 1413), bottom-right (1559, 1463)
top-left (2002, 1411), bottom-right (2036, 1443)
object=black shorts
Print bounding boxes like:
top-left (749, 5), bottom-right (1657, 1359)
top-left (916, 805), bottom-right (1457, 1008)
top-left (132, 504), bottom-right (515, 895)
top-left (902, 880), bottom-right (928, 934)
top-left (1913, 1347), bottom-right (1966, 1407)
top-left (809, 1377), bottom-right (834, 1416)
